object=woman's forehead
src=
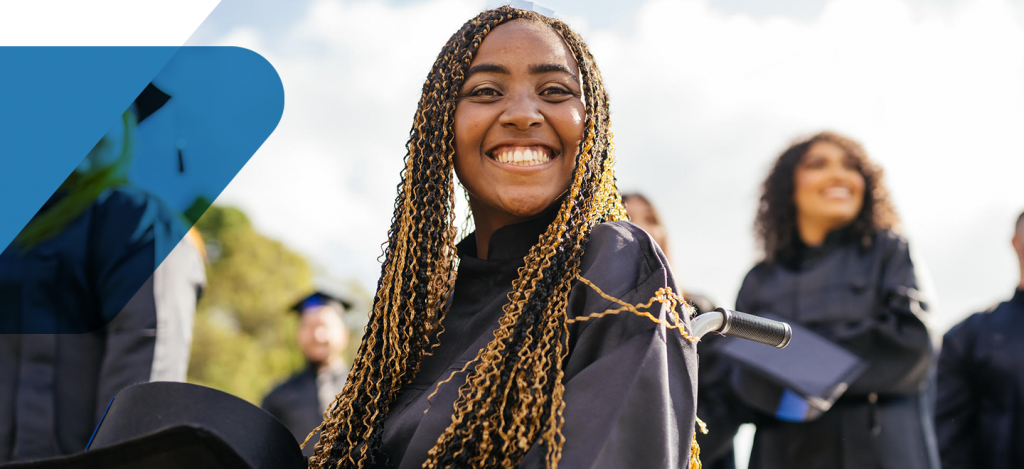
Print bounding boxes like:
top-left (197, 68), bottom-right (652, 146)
top-left (472, 20), bottom-right (580, 76)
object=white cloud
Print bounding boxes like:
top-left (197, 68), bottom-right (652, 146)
top-left (587, 0), bottom-right (1024, 333)
top-left (206, 0), bottom-right (1024, 334)
top-left (208, 0), bottom-right (486, 288)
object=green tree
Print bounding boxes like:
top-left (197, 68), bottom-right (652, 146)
top-left (187, 205), bottom-right (312, 404)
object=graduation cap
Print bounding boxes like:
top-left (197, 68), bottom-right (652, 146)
top-left (719, 313), bottom-right (868, 423)
top-left (132, 83), bottom-right (190, 173)
top-left (0, 382), bottom-right (306, 469)
top-left (133, 84), bottom-right (171, 123)
top-left (290, 290), bottom-right (353, 315)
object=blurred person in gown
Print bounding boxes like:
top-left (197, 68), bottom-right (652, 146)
top-left (936, 210), bottom-right (1024, 469)
top-left (0, 85), bottom-right (206, 463)
top-left (622, 192), bottom-right (714, 313)
top-left (622, 192), bottom-right (732, 469)
top-left (701, 131), bottom-right (938, 469)
top-left (262, 291), bottom-right (350, 459)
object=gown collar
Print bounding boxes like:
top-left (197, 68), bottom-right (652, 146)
top-left (783, 226), bottom-right (854, 270)
top-left (1011, 288), bottom-right (1024, 308)
top-left (456, 208), bottom-right (558, 262)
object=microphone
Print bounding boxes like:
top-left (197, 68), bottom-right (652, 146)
top-left (692, 307), bottom-right (792, 349)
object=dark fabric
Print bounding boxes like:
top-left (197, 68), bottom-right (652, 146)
top-left (935, 289), bottom-right (1024, 469)
top-left (687, 295), bottom-right (736, 469)
top-left (0, 382), bottom-right (306, 469)
top-left (0, 188), bottom-right (187, 463)
top-left (371, 214), bottom-right (698, 468)
top-left (261, 366), bottom-right (322, 459)
top-left (700, 229), bottom-right (937, 469)
top-left (0, 427), bottom-right (251, 469)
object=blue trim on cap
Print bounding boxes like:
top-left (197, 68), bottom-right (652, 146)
top-left (299, 296), bottom-right (327, 312)
top-left (85, 396), bottom-right (116, 450)
top-left (775, 389), bottom-right (810, 422)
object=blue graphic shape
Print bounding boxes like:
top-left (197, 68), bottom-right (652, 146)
top-left (0, 47), bottom-right (284, 333)
top-left (0, 47), bottom-right (180, 253)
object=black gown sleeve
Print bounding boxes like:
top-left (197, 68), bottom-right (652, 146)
top-left (519, 222), bottom-right (699, 469)
top-left (934, 315), bottom-right (981, 469)
top-left (827, 234), bottom-right (933, 395)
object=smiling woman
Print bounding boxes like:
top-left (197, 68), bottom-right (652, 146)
top-left (305, 6), bottom-right (699, 469)
top-left (698, 131), bottom-right (938, 469)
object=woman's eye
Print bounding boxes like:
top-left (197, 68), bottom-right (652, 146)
top-left (802, 159), bottom-right (825, 169)
top-left (541, 87), bottom-right (572, 96)
top-left (470, 87), bottom-right (500, 97)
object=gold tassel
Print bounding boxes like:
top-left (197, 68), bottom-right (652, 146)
top-left (690, 416), bottom-right (708, 469)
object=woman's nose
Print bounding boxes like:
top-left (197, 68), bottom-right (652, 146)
top-left (826, 161), bottom-right (853, 181)
top-left (499, 92), bottom-right (543, 131)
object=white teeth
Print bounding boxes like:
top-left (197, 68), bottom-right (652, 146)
top-left (492, 147), bottom-right (552, 166)
top-left (823, 187), bottom-right (851, 199)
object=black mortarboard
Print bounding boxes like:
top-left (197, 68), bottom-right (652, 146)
top-left (719, 313), bottom-right (867, 423)
top-left (0, 382), bottom-right (305, 469)
top-left (290, 290), bottom-right (353, 315)
top-left (133, 83), bottom-right (171, 123)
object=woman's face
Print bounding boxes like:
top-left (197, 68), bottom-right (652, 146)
top-left (793, 141), bottom-right (866, 231)
top-left (453, 19), bottom-right (585, 225)
top-left (624, 197), bottom-right (668, 250)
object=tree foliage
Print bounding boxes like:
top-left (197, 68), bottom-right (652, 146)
top-left (187, 205), bottom-right (313, 404)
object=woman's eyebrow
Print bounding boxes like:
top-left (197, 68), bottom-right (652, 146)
top-left (466, 63), bottom-right (510, 78)
top-left (529, 63), bottom-right (578, 82)
top-left (465, 62), bottom-right (579, 83)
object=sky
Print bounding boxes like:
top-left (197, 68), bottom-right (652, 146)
top-left (187, 0), bottom-right (1024, 336)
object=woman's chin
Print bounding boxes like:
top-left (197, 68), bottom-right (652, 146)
top-left (822, 213), bottom-right (859, 230)
top-left (499, 197), bottom-right (563, 220)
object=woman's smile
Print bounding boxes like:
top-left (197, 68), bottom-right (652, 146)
top-left (820, 185), bottom-right (854, 200)
top-left (486, 144), bottom-right (557, 168)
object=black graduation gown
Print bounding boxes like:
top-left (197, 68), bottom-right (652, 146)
top-left (685, 294), bottom-right (735, 469)
top-left (701, 229), bottom-right (938, 469)
top-left (374, 214), bottom-right (699, 469)
top-left (262, 364), bottom-right (349, 459)
top-left (262, 366), bottom-right (321, 459)
top-left (0, 188), bottom-right (202, 463)
top-left (936, 289), bottom-right (1024, 469)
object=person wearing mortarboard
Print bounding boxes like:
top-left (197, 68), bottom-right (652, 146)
top-left (261, 291), bottom-right (351, 459)
top-left (0, 85), bottom-right (206, 463)
top-left (936, 210), bottom-right (1024, 469)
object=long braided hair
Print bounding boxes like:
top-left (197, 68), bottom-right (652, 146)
top-left (307, 7), bottom-right (628, 468)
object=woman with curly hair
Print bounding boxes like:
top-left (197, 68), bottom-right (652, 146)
top-left (305, 6), bottom-right (699, 469)
top-left (702, 132), bottom-right (938, 469)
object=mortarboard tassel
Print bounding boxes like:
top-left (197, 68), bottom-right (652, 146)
top-left (176, 137), bottom-right (187, 173)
